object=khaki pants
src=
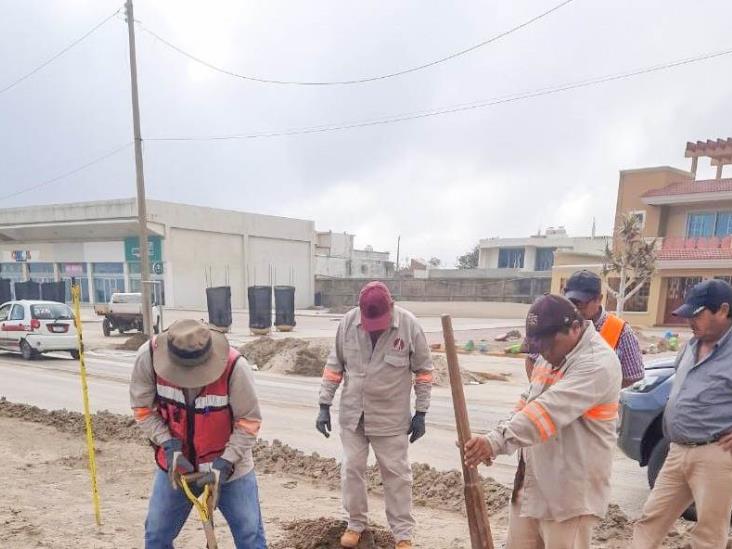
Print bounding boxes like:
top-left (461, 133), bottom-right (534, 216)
top-left (506, 489), bottom-right (598, 549)
top-left (340, 422), bottom-right (414, 541)
top-left (631, 442), bottom-right (732, 549)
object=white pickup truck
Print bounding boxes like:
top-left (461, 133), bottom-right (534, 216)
top-left (94, 292), bottom-right (161, 336)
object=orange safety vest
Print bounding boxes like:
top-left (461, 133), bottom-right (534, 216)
top-left (598, 314), bottom-right (625, 350)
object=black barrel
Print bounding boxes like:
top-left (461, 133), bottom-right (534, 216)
top-left (274, 286), bottom-right (296, 328)
top-left (206, 286), bottom-right (232, 328)
top-left (14, 280), bottom-right (41, 300)
top-left (248, 286), bottom-right (272, 330)
top-left (41, 281), bottom-right (66, 303)
top-left (0, 279), bottom-right (11, 304)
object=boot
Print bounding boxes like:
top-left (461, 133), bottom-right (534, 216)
top-left (395, 541), bottom-right (412, 548)
top-left (340, 529), bottom-right (361, 548)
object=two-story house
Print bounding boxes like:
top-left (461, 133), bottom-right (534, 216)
top-left (552, 138), bottom-right (732, 327)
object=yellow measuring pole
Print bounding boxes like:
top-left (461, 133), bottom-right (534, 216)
top-left (72, 282), bottom-right (102, 526)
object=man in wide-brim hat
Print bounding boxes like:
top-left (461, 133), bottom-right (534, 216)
top-left (130, 319), bottom-right (265, 549)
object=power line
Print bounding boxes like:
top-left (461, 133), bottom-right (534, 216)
top-left (0, 142), bottom-right (132, 201)
top-left (0, 7), bottom-right (122, 97)
top-left (146, 46), bottom-right (732, 142)
top-left (137, 0), bottom-right (576, 86)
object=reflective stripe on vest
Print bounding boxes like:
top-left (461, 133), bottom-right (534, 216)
top-left (151, 337), bottom-right (240, 471)
top-left (599, 314), bottom-right (625, 350)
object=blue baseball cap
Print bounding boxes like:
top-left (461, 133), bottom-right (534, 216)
top-left (672, 279), bottom-right (732, 318)
top-left (563, 270), bottom-right (602, 303)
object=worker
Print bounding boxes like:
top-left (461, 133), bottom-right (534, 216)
top-left (525, 270), bottom-right (644, 388)
top-left (316, 281), bottom-right (433, 549)
top-left (130, 319), bottom-right (266, 549)
top-left (464, 294), bottom-right (622, 549)
top-left (630, 279), bottom-right (732, 548)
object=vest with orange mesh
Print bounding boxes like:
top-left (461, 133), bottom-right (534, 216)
top-left (599, 313), bottom-right (625, 350)
top-left (151, 337), bottom-right (240, 472)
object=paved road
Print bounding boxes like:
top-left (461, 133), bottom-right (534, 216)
top-left (0, 350), bottom-right (651, 517)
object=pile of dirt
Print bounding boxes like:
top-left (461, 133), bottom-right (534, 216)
top-left (271, 518), bottom-right (394, 549)
top-left (117, 333), bottom-right (148, 351)
top-left (253, 440), bottom-right (511, 515)
top-left (0, 398), bottom-right (143, 443)
top-left (430, 355), bottom-right (509, 386)
top-left (239, 337), bottom-right (331, 376)
top-left (593, 504), bottom-right (633, 544)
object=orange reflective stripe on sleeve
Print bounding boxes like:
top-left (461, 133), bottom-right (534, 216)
top-left (322, 368), bottom-right (343, 383)
top-left (530, 365), bottom-right (564, 386)
top-left (521, 401), bottom-right (557, 441)
top-left (599, 314), bottom-right (625, 350)
top-left (514, 398), bottom-right (527, 412)
top-left (133, 407), bottom-right (153, 422)
top-left (583, 402), bottom-right (619, 421)
top-left (235, 418), bottom-right (262, 436)
top-left (414, 371), bottom-right (434, 384)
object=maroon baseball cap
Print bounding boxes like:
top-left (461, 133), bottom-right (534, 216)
top-left (359, 281), bottom-right (393, 332)
top-left (521, 294), bottom-right (582, 353)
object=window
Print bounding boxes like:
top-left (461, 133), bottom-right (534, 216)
top-left (92, 262), bottom-right (125, 304)
top-left (629, 210), bottom-right (646, 229)
top-left (58, 263), bottom-right (89, 303)
top-left (605, 278), bottom-right (651, 312)
top-left (0, 304), bottom-right (10, 321)
top-left (27, 263), bottom-right (55, 283)
top-left (9, 304), bottom-right (25, 320)
top-left (498, 248), bottom-right (525, 269)
top-left (687, 211), bottom-right (732, 238)
top-left (535, 248), bottom-right (556, 271)
top-left (31, 303), bottom-right (73, 320)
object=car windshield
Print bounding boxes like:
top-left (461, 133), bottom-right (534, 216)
top-left (31, 304), bottom-right (74, 320)
top-left (112, 294), bottom-right (141, 304)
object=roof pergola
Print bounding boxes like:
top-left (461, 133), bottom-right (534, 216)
top-left (685, 138), bottom-right (732, 179)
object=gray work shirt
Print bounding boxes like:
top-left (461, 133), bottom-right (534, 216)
top-left (664, 326), bottom-right (732, 444)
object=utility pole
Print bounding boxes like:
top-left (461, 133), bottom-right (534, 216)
top-left (395, 235), bottom-right (401, 278)
top-left (125, 0), bottom-right (153, 337)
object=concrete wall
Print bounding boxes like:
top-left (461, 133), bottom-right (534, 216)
top-left (315, 277), bottom-right (551, 307)
top-left (248, 236), bottom-right (313, 308)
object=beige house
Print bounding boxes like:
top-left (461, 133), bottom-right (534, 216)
top-left (552, 138), bottom-right (732, 327)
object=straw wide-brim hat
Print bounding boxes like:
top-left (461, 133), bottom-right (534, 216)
top-left (153, 319), bottom-right (230, 388)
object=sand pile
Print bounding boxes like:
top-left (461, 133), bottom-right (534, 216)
top-left (117, 333), bottom-right (148, 351)
top-left (430, 355), bottom-right (509, 386)
top-left (271, 518), bottom-right (394, 549)
top-left (239, 337), bottom-right (331, 376)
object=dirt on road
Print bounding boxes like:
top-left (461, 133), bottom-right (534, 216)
top-left (239, 337), bottom-right (332, 376)
top-left (0, 401), bottom-right (704, 548)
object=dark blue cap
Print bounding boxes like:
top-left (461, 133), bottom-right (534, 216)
top-left (563, 270), bottom-right (602, 303)
top-left (672, 279), bottom-right (732, 318)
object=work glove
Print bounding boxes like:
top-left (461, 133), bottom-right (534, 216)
top-left (211, 457), bottom-right (234, 485)
top-left (163, 438), bottom-right (194, 489)
top-left (407, 411), bottom-right (426, 443)
top-left (316, 404), bottom-right (332, 438)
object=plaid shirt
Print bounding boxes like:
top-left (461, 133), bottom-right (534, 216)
top-left (529, 308), bottom-right (644, 385)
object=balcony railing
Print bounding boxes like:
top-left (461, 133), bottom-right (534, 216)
top-left (661, 236), bottom-right (732, 250)
top-left (657, 236), bottom-right (732, 262)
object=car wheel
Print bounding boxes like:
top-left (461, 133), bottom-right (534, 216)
top-left (102, 318), bottom-right (112, 337)
top-left (20, 340), bottom-right (36, 361)
top-left (70, 350), bottom-right (80, 360)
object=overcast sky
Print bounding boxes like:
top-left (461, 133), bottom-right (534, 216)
top-left (1, 0), bottom-right (730, 266)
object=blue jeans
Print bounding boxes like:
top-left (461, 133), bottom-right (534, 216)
top-left (145, 468), bottom-right (266, 549)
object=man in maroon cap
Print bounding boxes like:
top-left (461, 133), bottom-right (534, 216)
top-left (316, 281), bottom-right (434, 549)
top-left (464, 294), bottom-right (622, 549)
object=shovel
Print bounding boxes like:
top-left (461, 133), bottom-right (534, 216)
top-left (177, 471), bottom-right (219, 549)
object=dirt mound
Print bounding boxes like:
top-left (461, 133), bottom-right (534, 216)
top-left (271, 518), bottom-right (394, 549)
top-left (0, 398), bottom-right (143, 443)
top-left (431, 355), bottom-right (509, 386)
top-left (253, 440), bottom-right (510, 515)
top-left (239, 337), bottom-right (331, 376)
top-left (117, 333), bottom-right (148, 351)
top-left (593, 504), bottom-right (633, 544)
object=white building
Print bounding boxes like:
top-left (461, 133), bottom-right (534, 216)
top-left (478, 227), bottom-right (610, 274)
top-left (314, 231), bottom-right (393, 279)
top-left (0, 199), bottom-right (316, 308)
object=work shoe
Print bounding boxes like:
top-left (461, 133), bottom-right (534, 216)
top-left (395, 541), bottom-right (412, 548)
top-left (340, 529), bottom-right (361, 548)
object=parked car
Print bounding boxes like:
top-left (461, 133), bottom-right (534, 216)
top-left (0, 300), bottom-right (79, 360)
top-left (618, 356), bottom-right (704, 521)
top-left (94, 292), bottom-right (161, 336)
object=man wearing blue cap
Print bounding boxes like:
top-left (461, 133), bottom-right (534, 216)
top-left (631, 279), bottom-right (732, 548)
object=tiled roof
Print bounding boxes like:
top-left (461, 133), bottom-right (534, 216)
top-left (643, 178), bottom-right (732, 198)
top-left (658, 248), bottom-right (732, 261)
